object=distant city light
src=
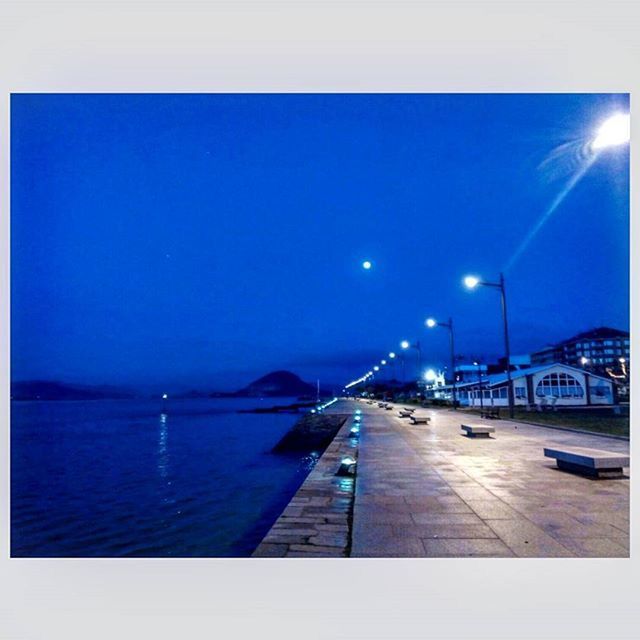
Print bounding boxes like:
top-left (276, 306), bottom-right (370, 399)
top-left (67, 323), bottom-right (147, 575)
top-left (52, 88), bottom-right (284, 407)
top-left (580, 356), bottom-right (589, 365)
top-left (400, 340), bottom-right (410, 350)
top-left (425, 318), bottom-right (437, 328)
top-left (463, 275), bottom-right (480, 289)
top-left (592, 113), bottom-right (630, 150)
top-left (362, 260), bottom-right (372, 270)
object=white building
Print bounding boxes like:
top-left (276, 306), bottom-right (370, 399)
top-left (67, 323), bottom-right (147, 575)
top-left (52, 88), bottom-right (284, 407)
top-left (442, 363), bottom-right (616, 407)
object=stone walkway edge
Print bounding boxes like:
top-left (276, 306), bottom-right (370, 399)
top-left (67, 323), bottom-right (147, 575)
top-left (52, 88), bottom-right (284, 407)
top-left (252, 414), bottom-right (356, 558)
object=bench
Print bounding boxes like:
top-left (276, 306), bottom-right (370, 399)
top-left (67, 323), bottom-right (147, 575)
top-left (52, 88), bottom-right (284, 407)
top-left (410, 415), bottom-right (430, 425)
top-left (385, 405), bottom-right (393, 410)
top-left (461, 424), bottom-right (495, 438)
top-left (398, 410), bottom-right (413, 418)
top-left (402, 407), bottom-right (416, 413)
top-left (543, 446), bottom-right (629, 479)
top-left (481, 407), bottom-right (500, 419)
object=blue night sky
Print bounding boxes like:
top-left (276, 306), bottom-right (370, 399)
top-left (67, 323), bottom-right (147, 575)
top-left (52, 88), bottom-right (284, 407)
top-left (11, 94), bottom-right (629, 392)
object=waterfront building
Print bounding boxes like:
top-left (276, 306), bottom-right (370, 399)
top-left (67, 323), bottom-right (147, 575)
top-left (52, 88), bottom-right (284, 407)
top-left (434, 363), bottom-right (616, 408)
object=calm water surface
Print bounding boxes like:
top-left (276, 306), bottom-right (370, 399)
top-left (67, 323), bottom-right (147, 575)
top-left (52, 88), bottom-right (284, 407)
top-left (11, 398), bottom-right (317, 557)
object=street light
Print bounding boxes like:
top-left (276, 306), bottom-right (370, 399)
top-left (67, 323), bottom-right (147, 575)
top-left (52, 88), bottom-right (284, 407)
top-left (362, 260), bottom-right (372, 270)
top-left (464, 272), bottom-right (514, 418)
top-left (389, 352), bottom-right (396, 359)
top-left (425, 317), bottom-right (458, 409)
top-left (591, 113), bottom-right (630, 150)
top-left (472, 360), bottom-right (485, 413)
top-left (373, 365), bottom-right (380, 372)
top-left (400, 339), bottom-right (423, 380)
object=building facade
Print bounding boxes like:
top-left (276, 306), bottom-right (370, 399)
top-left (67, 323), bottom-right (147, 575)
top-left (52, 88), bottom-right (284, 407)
top-left (436, 363), bottom-right (616, 408)
top-left (531, 327), bottom-right (630, 372)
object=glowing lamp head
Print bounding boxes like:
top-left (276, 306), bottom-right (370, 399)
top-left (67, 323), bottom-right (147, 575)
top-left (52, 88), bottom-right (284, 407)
top-left (425, 318), bottom-right (437, 328)
top-left (400, 340), bottom-right (410, 350)
top-left (341, 456), bottom-right (356, 466)
top-left (389, 352), bottom-right (396, 359)
top-left (464, 275), bottom-right (480, 289)
top-left (592, 113), bottom-right (630, 150)
top-left (580, 356), bottom-right (589, 365)
top-left (354, 414), bottom-right (361, 422)
top-left (362, 260), bottom-right (372, 270)
top-left (162, 393), bottom-right (168, 400)
top-left (381, 359), bottom-right (387, 365)
top-left (373, 365), bottom-right (380, 372)
top-left (619, 357), bottom-right (626, 364)
top-left (424, 369), bottom-right (437, 382)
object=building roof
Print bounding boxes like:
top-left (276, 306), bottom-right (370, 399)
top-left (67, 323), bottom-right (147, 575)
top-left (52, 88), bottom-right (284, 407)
top-left (447, 362), bottom-right (613, 389)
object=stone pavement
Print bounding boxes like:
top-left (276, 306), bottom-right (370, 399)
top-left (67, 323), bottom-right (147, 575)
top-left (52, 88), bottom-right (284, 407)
top-left (342, 400), bottom-right (629, 557)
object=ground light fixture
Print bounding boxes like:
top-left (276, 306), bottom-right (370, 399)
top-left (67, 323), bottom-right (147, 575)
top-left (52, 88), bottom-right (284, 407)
top-left (336, 456), bottom-right (357, 477)
top-left (350, 425), bottom-right (360, 437)
top-left (354, 414), bottom-right (361, 422)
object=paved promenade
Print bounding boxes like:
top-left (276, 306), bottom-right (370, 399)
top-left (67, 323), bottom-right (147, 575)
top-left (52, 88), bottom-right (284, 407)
top-left (333, 400), bottom-right (629, 557)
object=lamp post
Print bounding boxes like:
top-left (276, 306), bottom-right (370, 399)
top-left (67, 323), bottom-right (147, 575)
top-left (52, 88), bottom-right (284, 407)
top-left (425, 317), bottom-right (458, 409)
top-left (464, 273), bottom-right (514, 418)
top-left (400, 339), bottom-right (422, 381)
top-left (473, 360), bottom-right (484, 413)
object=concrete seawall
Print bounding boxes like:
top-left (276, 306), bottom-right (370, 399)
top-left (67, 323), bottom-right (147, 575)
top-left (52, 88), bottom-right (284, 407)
top-left (252, 412), bottom-right (357, 557)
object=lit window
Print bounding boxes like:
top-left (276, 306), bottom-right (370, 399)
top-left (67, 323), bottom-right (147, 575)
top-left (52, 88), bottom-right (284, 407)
top-left (536, 372), bottom-right (584, 399)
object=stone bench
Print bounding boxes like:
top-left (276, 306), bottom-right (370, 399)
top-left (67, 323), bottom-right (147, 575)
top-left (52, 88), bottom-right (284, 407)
top-left (410, 415), bottom-right (430, 425)
top-left (543, 446), bottom-right (629, 479)
top-left (461, 424), bottom-right (495, 438)
top-left (385, 405), bottom-right (393, 410)
top-left (398, 410), bottom-right (413, 418)
top-left (402, 407), bottom-right (416, 413)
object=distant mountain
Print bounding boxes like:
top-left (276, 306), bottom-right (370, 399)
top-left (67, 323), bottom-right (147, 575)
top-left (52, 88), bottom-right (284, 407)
top-left (11, 380), bottom-right (136, 401)
top-left (213, 370), bottom-right (318, 398)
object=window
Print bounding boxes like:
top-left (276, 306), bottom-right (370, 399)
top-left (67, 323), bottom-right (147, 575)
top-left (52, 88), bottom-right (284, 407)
top-left (536, 372), bottom-right (584, 399)
top-left (515, 387), bottom-right (527, 399)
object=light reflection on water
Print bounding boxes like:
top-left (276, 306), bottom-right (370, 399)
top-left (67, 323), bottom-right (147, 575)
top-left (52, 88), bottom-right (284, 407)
top-left (11, 397), bottom-right (318, 557)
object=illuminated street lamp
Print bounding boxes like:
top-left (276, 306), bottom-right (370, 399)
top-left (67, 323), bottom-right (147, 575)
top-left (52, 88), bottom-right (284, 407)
top-left (473, 360), bottom-right (484, 413)
top-left (389, 352), bottom-right (396, 359)
top-left (425, 317), bottom-right (458, 409)
top-left (373, 365), bottom-right (380, 372)
top-left (400, 339), bottom-right (423, 380)
top-left (362, 260), bottom-right (372, 270)
top-left (591, 113), bottom-right (630, 150)
top-left (464, 272), bottom-right (514, 418)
